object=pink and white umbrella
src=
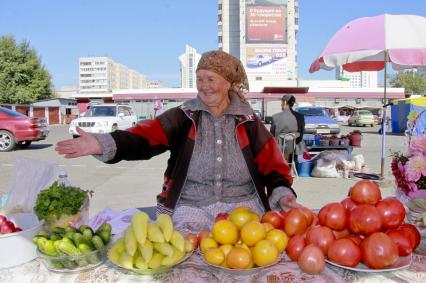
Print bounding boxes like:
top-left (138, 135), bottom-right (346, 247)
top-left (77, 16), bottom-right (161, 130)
top-left (309, 14), bottom-right (426, 177)
top-left (309, 14), bottom-right (426, 73)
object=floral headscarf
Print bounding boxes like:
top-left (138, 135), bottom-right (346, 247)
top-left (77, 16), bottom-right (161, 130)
top-left (196, 50), bottom-right (249, 101)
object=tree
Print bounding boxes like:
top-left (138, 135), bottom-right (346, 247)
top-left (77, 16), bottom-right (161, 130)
top-left (0, 36), bottom-right (53, 104)
top-left (389, 71), bottom-right (426, 96)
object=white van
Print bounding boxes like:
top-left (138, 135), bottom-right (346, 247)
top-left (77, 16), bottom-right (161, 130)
top-left (69, 104), bottom-right (138, 137)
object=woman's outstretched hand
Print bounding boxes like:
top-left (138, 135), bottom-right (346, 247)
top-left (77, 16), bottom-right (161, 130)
top-left (55, 127), bottom-right (102, 158)
top-left (279, 194), bottom-right (304, 212)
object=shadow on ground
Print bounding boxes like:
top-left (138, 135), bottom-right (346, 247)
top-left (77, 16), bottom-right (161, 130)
top-left (16, 144), bottom-right (53, 150)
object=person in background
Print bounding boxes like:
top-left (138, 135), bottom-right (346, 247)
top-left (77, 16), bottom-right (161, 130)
top-left (55, 50), bottom-right (301, 233)
top-left (270, 94), bottom-right (306, 161)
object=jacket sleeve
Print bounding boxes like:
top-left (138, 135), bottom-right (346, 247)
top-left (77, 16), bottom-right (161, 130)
top-left (107, 108), bottom-right (186, 163)
top-left (245, 117), bottom-right (295, 197)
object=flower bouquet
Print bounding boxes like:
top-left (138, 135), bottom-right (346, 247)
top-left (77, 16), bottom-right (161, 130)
top-left (391, 113), bottom-right (426, 231)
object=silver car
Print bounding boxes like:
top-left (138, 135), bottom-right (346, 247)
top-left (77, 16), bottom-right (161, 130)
top-left (348, 110), bottom-right (375, 127)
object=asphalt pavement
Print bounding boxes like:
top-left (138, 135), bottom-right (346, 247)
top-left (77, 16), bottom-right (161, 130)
top-left (0, 123), bottom-right (406, 216)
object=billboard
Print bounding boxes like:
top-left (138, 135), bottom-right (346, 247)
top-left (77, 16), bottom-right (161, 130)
top-left (246, 5), bottom-right (286, 43)
top-left (246, 0), bottom-right (286, 6)
top-left (245, 47), bottom-right (287, 77)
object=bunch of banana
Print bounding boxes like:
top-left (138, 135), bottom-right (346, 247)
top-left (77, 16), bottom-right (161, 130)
top-left (108, 212), bottom-right (194, 271)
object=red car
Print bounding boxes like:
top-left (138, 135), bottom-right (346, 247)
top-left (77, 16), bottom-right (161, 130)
top-left (0, 106), bottom-right (49, 152)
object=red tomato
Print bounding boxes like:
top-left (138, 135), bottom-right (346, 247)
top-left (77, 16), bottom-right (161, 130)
top-left (286, 234), bottom-right (306, 261)
top-left (361, 232), bottom-right (398, 269)
top-left (398, 224), bottom-right (421, 250)
top-left (284, 209), bottom-right (308, 237)
top-left (327, 238), bottom-right (362, 267)
top-left (376, 198), bottom-right (405, 229)
top-left (215, 212), bottom-right (229, 222)
top-left (261, 211), bottom-right (284, 229)
top-left (341, 197), bottom-right (357, 211)
top-left (197, 230), bottom-right (210, 244)
top-left (344, 234), bottom-right (363, 246)
top-left (186, 233), bottom-right (199, 248)
top-left (350, 180), bottom-right (382, 205)
top-left (297, 244), bottom-right (325, 275)
top-left (279, 210), bottom-right (288, 222)
top-left (348, 204), bottom-right (382, 235)
top-left (311, 213), bottom-right (319, 227)
top-left (318, 202), bottom-right (348, 231)
top-left (333, 228), bottom-right (350, 239)
top-left (296, 207), bottom-right (314, 226)
top-left (305, 225), bottom-right (336, 254)
top-left (386, 230), bottom-right (413, 256)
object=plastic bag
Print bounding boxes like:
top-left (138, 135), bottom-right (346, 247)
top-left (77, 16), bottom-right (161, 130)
top-left (351, 154), bottom-right (365, 172)
top-left (4, 158), bottom-right (62, 214)
top-left (311, 151), bottom-right (341, 178)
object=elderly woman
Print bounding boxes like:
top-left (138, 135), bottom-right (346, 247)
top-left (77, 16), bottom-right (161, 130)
top-left (55, 50), bottom-right (300, 232)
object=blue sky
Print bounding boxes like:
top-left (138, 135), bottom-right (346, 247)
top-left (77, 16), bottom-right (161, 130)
top-left (1, 0), bottom-right (425, 89)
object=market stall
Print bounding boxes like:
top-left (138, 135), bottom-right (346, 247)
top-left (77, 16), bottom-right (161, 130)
top-left (1, 178), bottom-right (426, 282)
top-left (1, 248), bottom-right (426, 282)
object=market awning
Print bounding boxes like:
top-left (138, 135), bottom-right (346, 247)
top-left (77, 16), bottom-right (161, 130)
top-left (262, 87), bottom-right (309, 94)
top-left (392, 96), bottom-right (426, 106)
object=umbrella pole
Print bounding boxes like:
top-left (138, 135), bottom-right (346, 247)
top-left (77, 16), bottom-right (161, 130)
top-left (380, 50), bottom-right (388, 177)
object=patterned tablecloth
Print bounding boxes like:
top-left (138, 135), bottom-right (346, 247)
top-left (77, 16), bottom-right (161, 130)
top-left (1, 242), bottom-right (426, 283)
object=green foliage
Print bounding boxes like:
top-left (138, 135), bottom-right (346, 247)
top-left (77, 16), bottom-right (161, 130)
top-left (34, 181), bottom-right (91, 221)
top-left (0, 35), bottom-right (53, 104)
top-left (390, 71), bottom-right (426, 95)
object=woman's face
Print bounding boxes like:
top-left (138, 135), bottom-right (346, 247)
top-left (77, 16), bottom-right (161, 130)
top-left (196, 69), bottom-right (231, 116)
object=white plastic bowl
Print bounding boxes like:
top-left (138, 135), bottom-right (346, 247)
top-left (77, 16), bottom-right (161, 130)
top-left (0, 213), bottom-right (43, 268)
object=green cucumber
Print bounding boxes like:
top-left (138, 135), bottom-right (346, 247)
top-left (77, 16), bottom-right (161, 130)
top-left (82, 228), bottom-right (93, 242)
top-left (78, 243), bottom-right (100, 264)
top-left (57, 240), bottom-right (81, 256)
top-left (97, 230), bottom-right (111, 245)
top-left (91, 235), bottom-right (105, 252)
top-left (64, 226), bottom-right (78, 233)
top-left (37, 230), bottom-right (50, 239)
top-left (96, 223), bottom-right (111, 234)
top-left (52, 227), bottom-right (66, 236)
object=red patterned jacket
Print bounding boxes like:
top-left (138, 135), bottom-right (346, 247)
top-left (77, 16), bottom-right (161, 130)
top-left (108, 104), bottom-right (294, 215)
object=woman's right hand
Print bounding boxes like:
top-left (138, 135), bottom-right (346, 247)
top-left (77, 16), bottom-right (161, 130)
top-left (55, 127), bottom-right (102, 158)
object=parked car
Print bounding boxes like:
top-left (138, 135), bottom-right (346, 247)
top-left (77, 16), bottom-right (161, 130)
top-left (294, 106), bottom-right (340, 134)
top-left (0, 106), bottom-right (49, 152)
top-left (69, 104), bottom-right (138, 137)
top-left (348, 110), bottom-right (375, 127)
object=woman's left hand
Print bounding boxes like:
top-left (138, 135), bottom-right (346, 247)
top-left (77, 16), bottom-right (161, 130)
top-left (279, 194), bottom-right (303, 212)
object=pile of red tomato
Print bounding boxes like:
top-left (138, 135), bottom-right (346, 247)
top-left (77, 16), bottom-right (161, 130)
top-left (280, 180), bottom-right (421, 274)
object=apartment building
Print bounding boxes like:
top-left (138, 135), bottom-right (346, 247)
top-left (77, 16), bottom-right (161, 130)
top-left (79, 57), bottom-right (146, 93)
top-left (336, 66), bottom-right (378, 88)
top-left (218, 0), bottom-right (299, 89)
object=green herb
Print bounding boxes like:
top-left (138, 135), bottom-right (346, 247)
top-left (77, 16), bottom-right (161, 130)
top-left (34, 181), bottom-right (92, 221)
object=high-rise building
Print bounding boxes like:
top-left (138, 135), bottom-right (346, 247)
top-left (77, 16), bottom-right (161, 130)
top-left (179, 45), bottom-right (201, 88)
top-left (336, 67), bottom-right (378, 88)
top-left (218, 0), bottom-right (299, 89)
top-left (79, 57), bottom-right (146, 93)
